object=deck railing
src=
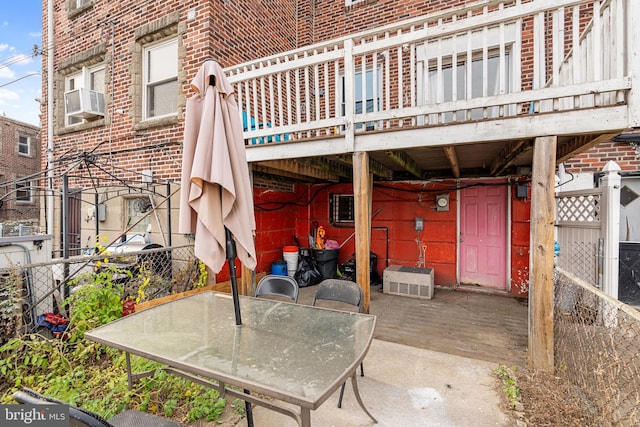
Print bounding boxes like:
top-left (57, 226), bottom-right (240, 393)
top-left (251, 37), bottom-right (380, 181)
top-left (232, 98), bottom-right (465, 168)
top-left (225, 0), bottom-right (634, 152)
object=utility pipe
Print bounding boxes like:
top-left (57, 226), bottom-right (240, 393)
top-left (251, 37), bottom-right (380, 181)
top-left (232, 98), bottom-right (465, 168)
top-left (46, 0), bottom-right (54, 236)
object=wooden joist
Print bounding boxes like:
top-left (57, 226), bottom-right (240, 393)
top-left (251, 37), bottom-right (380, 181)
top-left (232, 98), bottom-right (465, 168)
top-left (442, 146), bottom-right (460, 178)
top-left (338, 155), bottom-right (393, 179)
top-left (254, 160), bottom-right (341, 182)
top-left (556, 132), bottom-right (620, 164)
top-left (490, 140), bottom-right (532, 176)
top-left (385, 150), bottom-right (422, 179)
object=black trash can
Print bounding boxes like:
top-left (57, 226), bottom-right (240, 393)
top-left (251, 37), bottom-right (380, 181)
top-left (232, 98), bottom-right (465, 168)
top-left (369, 251), bottom-right (381, 285)
top-left (312, 248), bottom-right (339, 280)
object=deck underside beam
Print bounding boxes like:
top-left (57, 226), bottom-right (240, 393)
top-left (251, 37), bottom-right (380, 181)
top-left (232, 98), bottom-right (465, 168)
top-left (246, 106), bottom-right (629, 165)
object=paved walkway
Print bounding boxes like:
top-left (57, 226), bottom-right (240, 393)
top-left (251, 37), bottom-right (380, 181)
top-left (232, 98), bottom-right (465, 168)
top-left (232, 338), bottom-right (513, 426)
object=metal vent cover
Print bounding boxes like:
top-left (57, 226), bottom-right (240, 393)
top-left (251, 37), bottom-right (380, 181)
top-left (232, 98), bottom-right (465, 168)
top-left (383, 265), bottom-right (434, 299)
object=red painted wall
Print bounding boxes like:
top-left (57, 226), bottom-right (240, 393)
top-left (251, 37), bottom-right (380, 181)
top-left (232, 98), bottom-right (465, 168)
top-left (245, 179), bottom-right (531, 297)
top-left (511, 182), bottom-right (531, 297)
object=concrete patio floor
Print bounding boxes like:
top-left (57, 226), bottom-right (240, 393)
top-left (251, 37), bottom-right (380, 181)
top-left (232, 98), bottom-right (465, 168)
top-left (216, 283), bottom-right (527, 426)
top-left (229, 338), bottom-right (514, 426)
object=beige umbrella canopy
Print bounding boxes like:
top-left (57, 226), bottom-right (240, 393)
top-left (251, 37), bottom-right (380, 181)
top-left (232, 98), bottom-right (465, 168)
top-left (179, 59), bottom-right (257, 276)
top-left (180, 59), bottom-right (257, 330)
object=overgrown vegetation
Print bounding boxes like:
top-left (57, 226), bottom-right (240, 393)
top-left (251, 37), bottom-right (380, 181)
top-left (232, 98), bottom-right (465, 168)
top-left (0, 258), bottom-right (232, 424)
top-left (0, 269), bottom-right (20, 342)
top-left (495, 364), bottom-right (607, 426)
top-left (495, 365), bottom-right (522, 409)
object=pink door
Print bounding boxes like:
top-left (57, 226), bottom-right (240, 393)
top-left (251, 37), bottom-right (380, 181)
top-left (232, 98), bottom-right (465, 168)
top-left (460, 182), bottom-right (507, 289)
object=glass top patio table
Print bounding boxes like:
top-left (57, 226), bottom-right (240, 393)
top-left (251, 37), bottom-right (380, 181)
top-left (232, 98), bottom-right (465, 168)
top-left (85, 290), bottom-right (376, 417)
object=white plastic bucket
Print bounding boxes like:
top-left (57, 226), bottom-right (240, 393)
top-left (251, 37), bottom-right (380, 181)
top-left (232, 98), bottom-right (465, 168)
top-left (283, 246), bottom-right (299, 277)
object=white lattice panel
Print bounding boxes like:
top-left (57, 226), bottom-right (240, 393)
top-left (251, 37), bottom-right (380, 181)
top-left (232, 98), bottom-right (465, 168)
top-left (556, 193), bottom-right (601, 223)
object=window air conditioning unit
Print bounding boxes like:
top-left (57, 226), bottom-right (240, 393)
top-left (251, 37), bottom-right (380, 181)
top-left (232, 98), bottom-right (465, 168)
top-left (64, 88), bottom-right (105, 118)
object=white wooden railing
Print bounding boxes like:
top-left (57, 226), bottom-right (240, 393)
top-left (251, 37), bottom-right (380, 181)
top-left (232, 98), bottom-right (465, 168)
top-left (224, 0), bottom-right (637, 156)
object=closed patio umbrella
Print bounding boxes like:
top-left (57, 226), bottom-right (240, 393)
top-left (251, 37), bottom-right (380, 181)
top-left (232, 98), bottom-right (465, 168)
top-left (179, 59), bottom-right (257, 326)
top-left (179, 59), bottom-right (257, 425)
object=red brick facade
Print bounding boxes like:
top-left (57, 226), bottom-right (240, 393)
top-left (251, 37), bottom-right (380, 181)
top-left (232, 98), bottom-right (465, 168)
top-left (44, 1), bottom-right (300, 188)
top-left (42, 0), bottom-right (556, 294)
top-left (0, 117), bottom-right (41, 229)
top-left (564, 141), bottom-right (639, 174)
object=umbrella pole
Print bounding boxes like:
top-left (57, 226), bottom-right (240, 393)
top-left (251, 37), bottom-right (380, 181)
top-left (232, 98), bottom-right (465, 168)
top-left (224, 226), bottom-right (254, 427)
top-left (225, 226), bottom-right (242, 326)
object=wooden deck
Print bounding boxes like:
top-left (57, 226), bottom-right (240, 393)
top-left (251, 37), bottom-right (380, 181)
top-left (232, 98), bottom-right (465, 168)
top-left (298, 284), bottom-right (528, 367)
top-left (228, 0), bottom-right (638, 179)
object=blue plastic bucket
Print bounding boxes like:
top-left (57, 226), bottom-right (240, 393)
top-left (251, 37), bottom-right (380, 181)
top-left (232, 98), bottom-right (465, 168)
top-left (271, 260), bottom-right (288, 276)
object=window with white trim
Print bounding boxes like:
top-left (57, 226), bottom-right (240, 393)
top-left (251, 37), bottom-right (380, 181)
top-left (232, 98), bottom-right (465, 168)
top-left (67, 0), bottom-right (93, 18)
top-left (426, 51), bottom-right (512, 122)
top-left (341, 68), bottom-right (382, 131)
top-left (143, 38), bottom-right (178, 120)
top-left (417, 24), bottom-right (516, 124)
top-left (65, 65), bottom-right (105, 126)
top-left (18, 135), bottom-right (30, 155)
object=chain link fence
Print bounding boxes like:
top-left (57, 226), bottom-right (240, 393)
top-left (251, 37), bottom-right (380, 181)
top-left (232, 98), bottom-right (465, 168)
top-left (555, 267), bottom-right (640, 426)
top-left (1, 245), bottom-right (200, 344)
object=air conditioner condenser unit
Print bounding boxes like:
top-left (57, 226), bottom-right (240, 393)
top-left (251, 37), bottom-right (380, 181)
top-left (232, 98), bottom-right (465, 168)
top-left (383, 265), bottom-right (434, 299)
top-left (64, 88), bottom-right (105, 118)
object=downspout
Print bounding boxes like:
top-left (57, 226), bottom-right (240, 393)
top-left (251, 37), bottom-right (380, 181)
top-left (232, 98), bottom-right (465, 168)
top-left (46, 0), bottom-right (54, 235)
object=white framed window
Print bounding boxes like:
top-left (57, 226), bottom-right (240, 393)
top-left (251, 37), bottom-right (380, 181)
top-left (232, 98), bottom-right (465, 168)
top-left (15, 178), bottom-right (33, 203)
top-left (18, 135), bottom-right (30, 155)
top-left (345, 0), bottom-right (365, 5)
top-left (417, 24), bottom-right (517, 124)
top-left (67, 0), bottom-right (93, 18)
top-left (65, 65), bottom-right (105, 126)
top-left (426, 51), bottom-right (512, 122)
top-left (142, 38), bottom-right (178, 120)
top-left (341, 68), bottom-right (382, 131)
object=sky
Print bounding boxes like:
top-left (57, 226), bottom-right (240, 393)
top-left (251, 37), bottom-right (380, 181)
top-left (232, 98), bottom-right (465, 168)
top-left (0, 4), bottom-right (43, 127)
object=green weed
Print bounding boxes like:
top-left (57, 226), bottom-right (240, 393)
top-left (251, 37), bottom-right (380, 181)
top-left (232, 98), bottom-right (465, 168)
top-left (495, 365), bottom-right (522, 408)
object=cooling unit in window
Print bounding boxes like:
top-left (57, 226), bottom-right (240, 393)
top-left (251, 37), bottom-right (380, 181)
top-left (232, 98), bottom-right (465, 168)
top-left (383, 265), bottom-right (434, 299)
top-left (64, 88), bottom-right (105, 118)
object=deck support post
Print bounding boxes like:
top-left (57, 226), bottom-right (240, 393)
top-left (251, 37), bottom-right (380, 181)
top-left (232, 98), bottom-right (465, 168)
top-left (353, 151), bottom-right (372, 313)
top-left (529, 135), bottom-right (556, 372)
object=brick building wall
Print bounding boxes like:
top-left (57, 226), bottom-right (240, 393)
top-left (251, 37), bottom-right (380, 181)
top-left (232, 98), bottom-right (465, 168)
top-left (41, 0), bottom-right (578, 294)
top-left (42, 0), bottom-right (301, 252)
top-left (0, 117), bottom-right (41, 228)
top-left (563, 141), bottom-right (640, 174)
top-left (44, 0), bottom-right (299, 188)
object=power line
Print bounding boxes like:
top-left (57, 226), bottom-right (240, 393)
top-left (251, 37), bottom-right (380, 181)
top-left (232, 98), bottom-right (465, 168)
top-left (0, 45), bottom-right (41, 70)
top-left (0, 72), bottom-right (40, 88)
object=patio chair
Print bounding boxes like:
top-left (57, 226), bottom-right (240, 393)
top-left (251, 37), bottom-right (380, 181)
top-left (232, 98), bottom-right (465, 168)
top-left (255, 274), bottom-right (299, 303)
top-left (312, 278), bottom-right (365, 408)
top-left (12, 388), bottom-right (182, 427)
